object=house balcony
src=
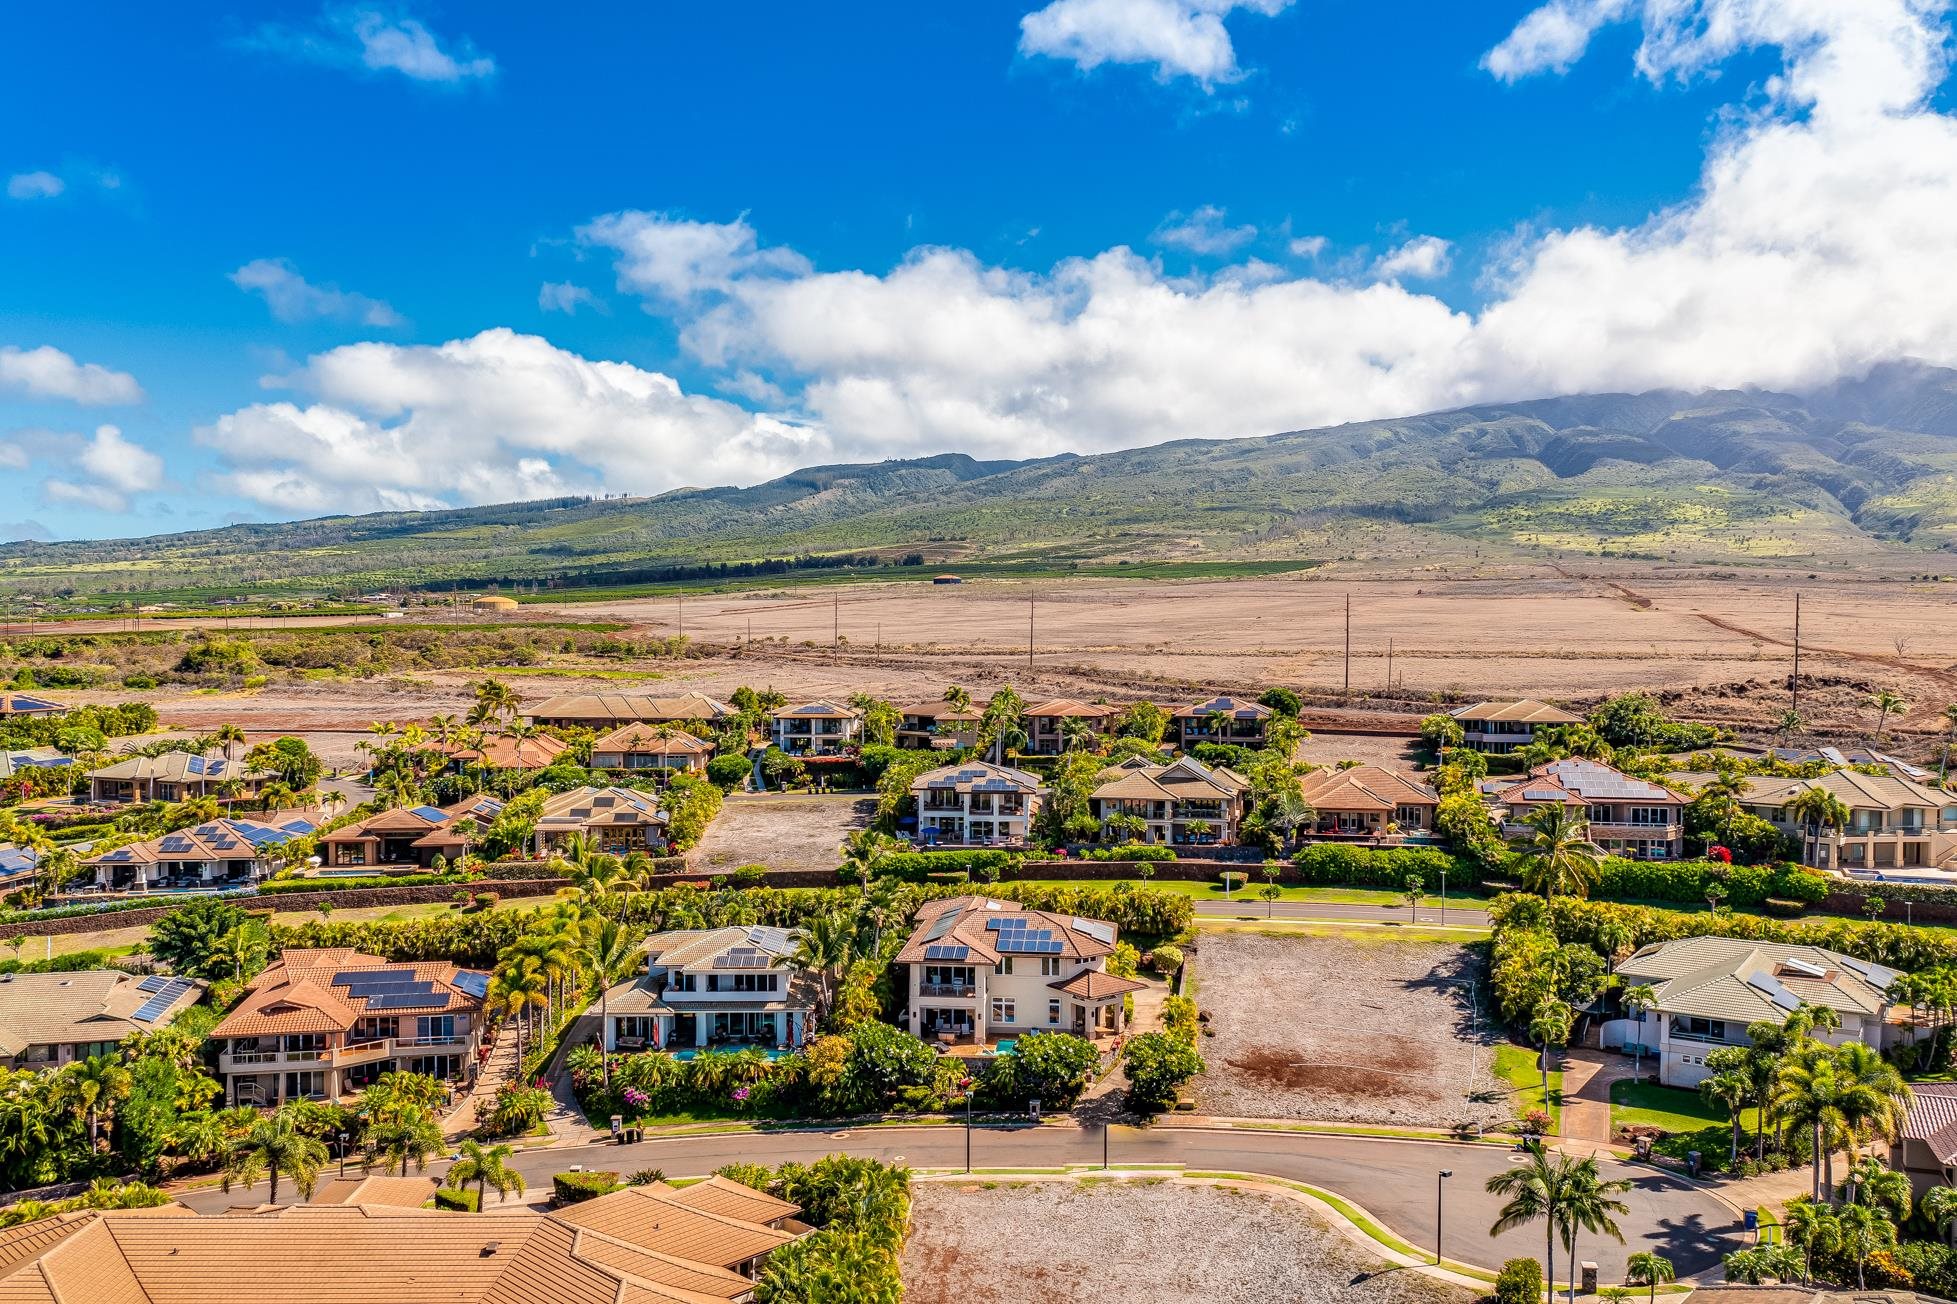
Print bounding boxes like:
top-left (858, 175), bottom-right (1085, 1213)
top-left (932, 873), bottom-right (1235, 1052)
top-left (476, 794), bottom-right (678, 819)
top-left (1589, 821), bottom-right (1681, 837)
top-left (918, 983), bottom-right (977, 999)
top-left (1666, 1028), bottom-right (1744, 1047)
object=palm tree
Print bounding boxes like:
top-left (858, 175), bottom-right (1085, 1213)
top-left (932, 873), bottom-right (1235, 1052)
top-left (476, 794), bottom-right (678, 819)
top-left (211, 723), bottom-right (247, 764)
top-left (446, 1139), bottom-right (525, 1211)
top-left (369, 1103), bottom-right (444, 1176)
top-left (222, 1105), bottom-right (329, 1205)
top-left (1625, 1251), bottom-right (1674, 1303)
top-left (1518, 804), bottom-right (1604, 902)
top-left (212, 925), bottom-right (269, 983)
top-left (1787, 787), bottom-right (1851, 862)
top-left (1723, 1245), bottom-right (1805, 1284)
top-left (1783, 1197), bottom-right (1840, 1282)
top-left (1700, 1067), bottom-right (1751, 1168)
top-left (1838, 1154), bottom-right (1910, 1222)
top-left (584, 918), bottom-right (638, 1086)
top-left (1832, 1040), bottom-right (1912, 1163)
top-left (1557, 1159), bottom-right (1632, 1304)
top-left (780, 911), bottom-right (854, 1029)
top-left (1530, 997), bottom-right (1574, 1105)
top-left (942, 685), bottom-right (972, 712)
top-left (1837, 1201), bottom-right (1896, 1289)
top-left (1058, 714), bottom-right (1097, 753)
top-left (1869, 690), bottom-right (1907, 740)
top-left (1922, 1183), bottom-right (1957, 1247)
top-left (489, 963), bottom-right (549, 1066)
top-left (1487, 1140), bottom-right (1574, 1297)
top-left (54, 1054), bottom-right (132, 1145)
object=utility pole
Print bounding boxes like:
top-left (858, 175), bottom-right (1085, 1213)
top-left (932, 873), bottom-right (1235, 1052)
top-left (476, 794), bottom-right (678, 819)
top-left (1028, 597), bottom-right (1034, 670)
top-left (833, 594), bottom-right (839, 648)
top-left (1792, 592), bottom-right (1802, 720)
top-left (1343, 593), bottom-right (1352, 693)
top-left (677, 592), bottom-right (683, 640)
top-left (1386, 638), bottom-right (1393, 691)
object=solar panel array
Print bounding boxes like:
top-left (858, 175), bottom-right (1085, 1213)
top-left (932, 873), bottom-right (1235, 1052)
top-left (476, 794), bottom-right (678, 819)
top-left (332, 967), bottom-right (441, 1008)
top-left (991, 917), bottom-right (1062, 954)
top-left (922, 911), bottom-right (960, 944)
top-left (410, 806), bottom-right (449, 822)
top-left (713, 948), bottom-right (771, 970)
top-left (131, 978), bottom-right (195, 1023)
top-left (923, 944), bottom-right (970, 962)
top-left (452, 970), bottom-right (490, 1000)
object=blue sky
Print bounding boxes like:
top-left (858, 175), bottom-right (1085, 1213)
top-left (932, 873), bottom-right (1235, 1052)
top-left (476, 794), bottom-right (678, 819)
top-left (4, 1), bottom-right (1954, 541)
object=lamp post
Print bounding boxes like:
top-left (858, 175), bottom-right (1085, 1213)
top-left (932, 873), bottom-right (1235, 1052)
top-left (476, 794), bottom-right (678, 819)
top-left (1439, 863), bottom-right (1447, 925)
top-left (961, 1077), bottom-right (974, 1173)
top-left (338, 1131), bottom-right (349, 1178)
top-left (1435, 1169), bottom-right (1452, 1266)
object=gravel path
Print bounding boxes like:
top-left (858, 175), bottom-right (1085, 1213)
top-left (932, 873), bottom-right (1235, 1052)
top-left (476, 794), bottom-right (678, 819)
top-left (901, 1180), bottom-right (1477, 1304)
top-left (1191, 931), bottom-right (1506, 1128)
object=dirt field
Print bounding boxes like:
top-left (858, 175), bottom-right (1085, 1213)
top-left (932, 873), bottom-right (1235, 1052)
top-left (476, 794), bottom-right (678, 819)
top-left (44, 568), bottom-right (1957, 759)
top-left (686, 793), bottom-right (872, 873)
top-left (901, 1179), bottom-right (1474, 1304)
top-left (1190, 932), bottom-right (1506, 1129)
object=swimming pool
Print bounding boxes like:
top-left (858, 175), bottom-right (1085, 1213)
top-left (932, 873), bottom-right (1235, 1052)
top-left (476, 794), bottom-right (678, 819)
top-left (990, 1039), bottom-right (1018, 1056)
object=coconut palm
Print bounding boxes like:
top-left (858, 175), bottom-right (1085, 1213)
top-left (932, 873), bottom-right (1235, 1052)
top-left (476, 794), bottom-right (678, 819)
top-left (584, 918), bottom-right (639, 1087)
top-left (222, 1105), bottom-right (329, 1205)
top-left (1786, 787), bottom-right (1851, 859)
top-left (1556, 1159), bottom-right (1633, 1304)
top-left (1700, 1066), bottom-right (1751, 1168)
top-left (1487, 1140), bottom-right (1576, 1297)
top-left (53, 1054), bottom-right (132, 1145)
top-left (1058, 714), bottom-right (1097, 753)
top-left (1837, 1201), bottom-right (1897, 1289)
top-left (1831, 1040), bottom-right (1912, 1161)
top-left (1518, 804), bottom-right (1604, 902)
top-left (1624, 1251), bottom-right (1674, 1303)
top-left (1723, 1245), bottom-right (1806, 1285)
top-left (445, 1139), bottom-right (525, 1211)
top-left (1530, 997), bottom-right (1573, 1102)
top-left (211, 925), bottom-right (269, 983)
top-left (1622, 984), bottom-right (1658, 1079)
top-left (1869, 690), bottom-right (1907, 740)
top-left (779, 911), bottom-right (854, 1029)
top-left (1784, 1197), bottom-right (1840, 1282)
top-left (488, 963), bottom-right (549, 1066)
top-left (941, 685), bottom-right (972, 712)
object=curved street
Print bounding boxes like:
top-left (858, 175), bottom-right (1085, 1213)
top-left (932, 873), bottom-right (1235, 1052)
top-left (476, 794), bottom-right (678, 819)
top-left (179, 1123), bottom-right (1743, 1282)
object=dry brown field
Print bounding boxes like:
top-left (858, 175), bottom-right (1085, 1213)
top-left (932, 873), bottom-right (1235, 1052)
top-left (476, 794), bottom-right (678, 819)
top-left (41, 567), bottom-right (1957, 756)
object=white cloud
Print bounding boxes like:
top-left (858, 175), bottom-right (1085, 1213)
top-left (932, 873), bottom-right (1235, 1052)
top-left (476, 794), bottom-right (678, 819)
top-left (230, 258), bottom-right (404, 327)
top-left (1152, 204), bottom-right (1257, 254)
top-left (245, 6), bottom-right (495, 84)
top-left (196, 329), bottom-right (828, 515)
top-left (575, 211), bottom-right (812, 301)
top-left (1287, 234), bottom-right (1327, 258)
top-left (6, 172), bottom-right (64, 201)
top-left (538, 282), bottom-right (604, 315)
top-left (0, 345), bottom-right (143, 405)
top-left (1372, 235), bottom-right (1452, 280)
top-left (0, 442), bottom-right (24, 470)
top-left (1482, 0), bottom-right (1631, 81)
top-left (37, 425), bottom-right (165, 513)
top-left (1018, 0), bottom-right (1293, 88)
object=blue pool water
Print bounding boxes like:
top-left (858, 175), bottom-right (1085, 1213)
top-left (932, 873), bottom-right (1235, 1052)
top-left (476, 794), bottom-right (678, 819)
top-left (991, 1039), bottom-right (1017, 1056)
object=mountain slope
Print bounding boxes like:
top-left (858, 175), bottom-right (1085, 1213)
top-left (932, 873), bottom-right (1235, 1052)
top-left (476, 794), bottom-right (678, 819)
top-left (10, 367), bottom-right (1957, 600)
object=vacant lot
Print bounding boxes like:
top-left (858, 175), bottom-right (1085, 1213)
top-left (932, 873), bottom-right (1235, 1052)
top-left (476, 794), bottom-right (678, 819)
top-left (1191, 931), bottom-right (1505, 1129)
top-left (686, 793), bottom-right (872, 873)
top-left (902, 1179), bottom-right (1474, 1304)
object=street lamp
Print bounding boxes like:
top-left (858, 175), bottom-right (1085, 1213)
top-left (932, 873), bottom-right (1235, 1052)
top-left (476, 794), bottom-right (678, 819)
top-left (338, 1131), bottom-right (349, 1178)
top-left (1439, 863), bottom-right (1447, 925)
top-left (960, 1077), bottom-right (974, 1174)
top-left (1435, 1170), bottom-right (1453, 1266)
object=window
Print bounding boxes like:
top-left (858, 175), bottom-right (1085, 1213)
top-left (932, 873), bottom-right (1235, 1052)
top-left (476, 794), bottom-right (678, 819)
top-left (996, 958), bottom-right (1014, 976)
top-left (726, 973), bottom-right (778, 993)
top-left (1048, 1000), bottom-right (1061, 1025)
top-left (415, 1015), bottom-right (455, 1042)
top-left (1040, 957), bottom-right (1062, 977)
top-left (991, 999), bottom-right (1015, 1024)
top-left (669, 972), bottom-right (697, 992)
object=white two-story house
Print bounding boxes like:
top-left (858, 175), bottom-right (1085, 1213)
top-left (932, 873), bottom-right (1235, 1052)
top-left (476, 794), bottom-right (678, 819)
top-left (770, 703), bottom-right (862, 757)
top-left (1605, 935), bottom-right (1899, 1088)
top-left (600, 926), bottom-right (817, 1052)
top-left (908, 760), bottom-right (1046, 847)
top-left (895, 896), bottom-right (1144, 1046)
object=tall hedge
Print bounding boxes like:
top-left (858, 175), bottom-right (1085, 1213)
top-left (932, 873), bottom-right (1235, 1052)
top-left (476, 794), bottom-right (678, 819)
top-left (1290, 844), bottom-right (1477, 890)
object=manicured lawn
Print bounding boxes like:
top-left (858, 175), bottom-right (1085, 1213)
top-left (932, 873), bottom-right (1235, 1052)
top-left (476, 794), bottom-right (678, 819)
top-left (1010, 878), bottom-right (1479, 909)
top-left (1493, 1043), bottom-right (1562, 1132)
top-left (1609, 1079), bottom-right (1761, 1133)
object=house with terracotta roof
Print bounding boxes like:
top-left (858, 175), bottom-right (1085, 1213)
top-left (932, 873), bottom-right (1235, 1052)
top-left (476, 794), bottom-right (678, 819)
top-left (81, 812), bottom-right (322, 894)
top-left (1448, 699), bottom-right (1583, 754)
top-left (600, 925), bottom-right (816, 1052)
top-left (0, 692), bottom-right (65, 720)
top-left (909, 760), bottom-right (1046, 847)
top-left (1606, 935), bottom-right (1901, 1088)
top-left (86, 751), bottom-right (271, 804)
top-left (0, 1176), bottom-right (805, 1302)
top-left (769, 702), bottom-right (861, 756)
top-left (894, 701), bottom-right (982, 750)
top-left (1896, 1081), bottom-right (1957, 1195)
top-left (211, 947), bottom-right (488, 1105)
top-left (523, 691), bottom-right (734, 729)
top-left (1089, 755), bottom-right (1251, 845)
top-left (1482, 758), bottom-right (1688, 859)
top-left (896, 895), bottom-right (1142, 1046)
top-left (588, 723), bottom-right (715, 775)
top-left (1171, 695), bottom-right (1274, 750)
top-left (0, 745), bottom-right (72, 781)
top-left (0, 970), bottom-right (205, 1069)
top-left (1023, 699), bottom-right (1118, 755)
top-left (315, 794), bottom-right (504, 871)
top-left (531, 785), bottom-right (669, 856)
top-left (440, 731), bottom-right (569, 772)
top-left (1296, 764), bottom-right (1440, 836)
top-left (1728, 770), bottom-right (1957, 874)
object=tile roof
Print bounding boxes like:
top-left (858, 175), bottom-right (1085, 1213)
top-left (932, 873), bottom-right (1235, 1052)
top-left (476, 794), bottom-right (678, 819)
top-left (1735, 769), bottom-right (1955, 813)
top-left (523, 693), bottom-right (734, 724)
top-left (1904, 1081), bottom-right (1957, 1165)
top-left (897, 703), bottom-right (982, 723)
top-left (534, 786), bottom-right (668, 834)
top-left (1448, 699), bottom-right (1583, 725)
top-left (86, 752), bottom-right (270, 785)
top-left (319, 795), bottom-right (504, 850)
top-left (771, 701), bottom-right (858, 720)
top-left (1761, 746), bottom-right (1938, 782)
top-left (1172, 695), bottom-right (1274, 721)
top-left (896, 895), bottom-right (1120, 966)
top-left (0, 970), bottom-right (207, 1057)
top-left (908, 760), bottom-right (1046, 797)
top-left (551, 1184), bottom-right (795, 1270)
top-left (1091, 755), bottom-right (1251, 803)
top-left (0, 748), bottom-right (71, 780)
top-left (589, 726), bottom-right (715, 756)
top-left (84, 813), bottom-right (322, 868)
top-left (1297, 764), bottom-right (1439, 813)
top-left (443, 733), bottom-right (570, 770)
top-left (1482, 758), bottom-right (1684, 807)
top-left (1617, 934), bottom-right (1898, 1025)
top-left (211, 948), bottom-right (485, 1038)
top-left (308, 1175), bottom-right (441, 1208)
top-left (1024, 698), bottom-right (1117, 720)
top-left (1048, 970), bottom-right (1147, 1001)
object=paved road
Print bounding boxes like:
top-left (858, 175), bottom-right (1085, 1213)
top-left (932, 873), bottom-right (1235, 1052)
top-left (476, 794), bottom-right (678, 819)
top-left (1194, 899), bottom-right (1493, 928)
top-left (181, 1124), bottom-right (1739, 1280)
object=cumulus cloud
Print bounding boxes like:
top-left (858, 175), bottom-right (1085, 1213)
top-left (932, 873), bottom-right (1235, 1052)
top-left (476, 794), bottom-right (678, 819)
top-left (1017, 0), bottom-right (1293, 88)
top-left (1372, 235), bottom-right (1452, 280)
top-left (1482, 0), bottom-right (1631, 81)
top-left (1151, 204), bottom-right (1257, 254)
top-left (538, 282), bottom-right (605, 315)
top-left (0, 345), bottom-right (143, 405)
top-left (1287, 234), bottom-right (1327, 258)
top-left (6, 172), bottom-right (64, 201)
top-left (196, 329), bottom-right (828, 515)
top-left (230, 258), bottom-right (404, 327)
top-left (575, 211), bottom-right (812, 301)
top-left (244, 6), bottom-right (495, 84)
top-left (39, 425), bottom-right (166, 513)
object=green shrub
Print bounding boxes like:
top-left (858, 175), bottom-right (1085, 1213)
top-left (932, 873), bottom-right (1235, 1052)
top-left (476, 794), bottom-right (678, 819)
top-left (1494, 1257), bottom-right (1544, 1304)
top-left (1078, 844), bottom-right (1176, 862)
top-left (706, 754), bottom-right (751, 790)
top-left (1147, 944), bottom-right (1183, 974)
top-left (873, 850), bottom-right (1018, 882)
top-left (1122, 1030), bottom-right (1203, 1114)
top-left (434, 1187), bottom-right (479, 1211)
top-left (260, 871), bottom-right (474, 894)
top-left (979, 1032), bottom-right (1101, 1109)
top-left (552, 1170), bottom-right (620, 1204)
top-left (1291, 843), bottom-right (1476, 890)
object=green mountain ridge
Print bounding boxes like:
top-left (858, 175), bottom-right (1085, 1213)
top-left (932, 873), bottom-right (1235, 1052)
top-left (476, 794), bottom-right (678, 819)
top-left (11, 364), bottom-right (1957, 601)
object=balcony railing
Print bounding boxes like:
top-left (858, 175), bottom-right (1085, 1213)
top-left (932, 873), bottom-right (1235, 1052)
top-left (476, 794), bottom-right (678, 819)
top-left (919, 983), bottom-right (976, 999)
top-left (1667, 1028), bottom-right (1741, 1046)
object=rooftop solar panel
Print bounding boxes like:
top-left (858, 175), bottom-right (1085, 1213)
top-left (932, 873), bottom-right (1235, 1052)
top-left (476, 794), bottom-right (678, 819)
top-left (922, 911), bottom-right (960, 944)
top-left (452, 971), bottom-right (489, 999)
top-left (136, 975), bottom-right (171, 993)
top-left (366, 991), bottom-right (444, 1010)
top-left (131, 979), bottom-right (195, 1023)
top-left (923, 944), bottom-right (970, 962)
top-left (410, 806), bottom-right (448, 822)
top-left (712, 949), bottom-right (770, 970)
